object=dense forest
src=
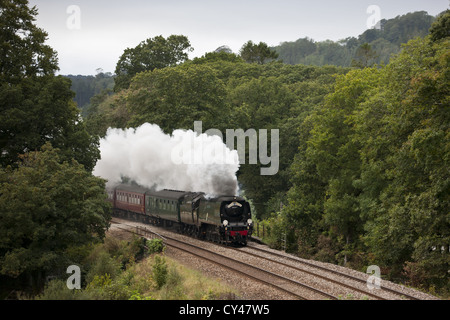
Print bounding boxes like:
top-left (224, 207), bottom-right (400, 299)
top-left (0, 0), bottom-right (448, 299)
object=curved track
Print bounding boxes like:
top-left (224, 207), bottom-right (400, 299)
top-left (110, 218), bottom-right (434, 300)
top-left (111, 219), bottom-right (336, 300)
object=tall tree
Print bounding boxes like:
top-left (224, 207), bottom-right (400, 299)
top-left (114, 35), bottom-right (193, 91)
top-left (0, 0), bottom-right (99, 171)
top-left (0, 0), bottom-right (57, 81)
top-left (239, 41), bottom-right (279, 64)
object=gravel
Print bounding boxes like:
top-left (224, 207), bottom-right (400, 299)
top-left (109, 218), bottom-right (440, 300)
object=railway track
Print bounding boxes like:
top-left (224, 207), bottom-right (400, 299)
top-left (164, 235), bottom-right (337, 300)
top-left (240, 244), bottom-right (420, 300)
top-left (111, 219), bottom-right (336, 300)
top-left (110, 218), bottom-right (434, 300)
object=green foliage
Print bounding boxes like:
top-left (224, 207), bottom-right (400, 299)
top-left (66, 72), bottom-right (115, 116)
top-left (127, 64), bottom-right (228, 133)
top-left (84, 89), bottom-right (131, 138)
top-left (429, 10), bottom-right (450, 42)
top-left (85, 273), bottom-right (135, 300)
top-left (86, 55), bottom-right (348, 220)
top-left (0, 144), bottom-right (111, 279)
top-left (356, 36), bottom-right (449, 285)
top-left (274, 11), bottom-right (436, 67)
top-left (79, 12), bottom-right (448, 296)
top-left (0, 0), bottom-right (99, 171)
top-left (146, 239), bottom-right (165, 254)
top-left (351, 43), bottom-right (378, 68)
top-left (192, 51), bottom-right (244, 64)
top-left (85, 249), bottom-right (122, 285)
top-left (239, 41), bottom-right (279, 64)
top-left (36, 241), bottom-right (236, 300)
top-left (278, 30), bottom-right (449, 295)
top-left (152, 255), bottom-right (168, 289)
top-left (114, 35), bottom-right (193, 91)
top-left (0, 0), bottom-right (58, 82)
top-left (35, 279), bottom-right (90, 300)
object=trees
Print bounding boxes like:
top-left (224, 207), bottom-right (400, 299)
top-left (284, 68), bottom-right (381, 265)
top-left (239, 41), bottom-right (279, 64)
top-left (0, 1), bottom-right (111, 294)
top-left (351, 43), bottom-right (378, 68)
top-left (429, 9), bottom-right (449, 42)
top-left (114, 35), bottom-right (193, 91)
top-left (0, 0), bottom-right (57, 82)
top-left (0, 0), bottom-right (99, 171)
top-left (282, 23), bottom-right (449, 293)
top-left (273, 11), bottom-right (436, 67)
top-left (77, 13), bottom-right (448, 294)
top-left (66, 72), bottom-right (115, 116)
top-left (356, 34), bottom-right (449, 287)
top-left (126, 64), bottom-right (228, 133)
top-left (0, 144), bottom-right (110, 282)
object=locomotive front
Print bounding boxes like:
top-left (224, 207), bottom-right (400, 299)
top-left (220, 196), bottom-right (253, 245)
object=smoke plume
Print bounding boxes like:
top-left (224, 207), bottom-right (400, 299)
top-left (93, 123), bottom-right (240, 196)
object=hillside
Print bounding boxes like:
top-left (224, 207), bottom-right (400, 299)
top-left (273, 11), bottom-right (436, 66)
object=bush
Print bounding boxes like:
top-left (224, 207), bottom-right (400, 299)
top-left (147, 238), bottom-right (165, 254)
top-left (36, 280), bottom-right (94, 300)
top-left (152, 255), bottom-right (168, 289)
top-left (85, 250), bottom-right (122, 284)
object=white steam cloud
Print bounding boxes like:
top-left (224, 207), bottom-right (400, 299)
top-left (93, 123), bottom-right (240, 196)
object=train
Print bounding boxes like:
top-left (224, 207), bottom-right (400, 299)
top-left (107, 184), bottom-right (253, 245)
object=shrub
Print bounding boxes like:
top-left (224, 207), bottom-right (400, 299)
top-left (152, 255), bottom-right (168, 289)
top-left (147, 238), bottom-right (165, 254)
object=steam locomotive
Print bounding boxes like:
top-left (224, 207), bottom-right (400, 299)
top-left (108, 184), bottom-right (253, 245)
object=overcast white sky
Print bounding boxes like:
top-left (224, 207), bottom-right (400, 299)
top-left (28, 0), bottom-right (449, 75)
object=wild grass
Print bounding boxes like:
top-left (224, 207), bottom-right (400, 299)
top-left (35, 235), bottom-right (238, 300)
